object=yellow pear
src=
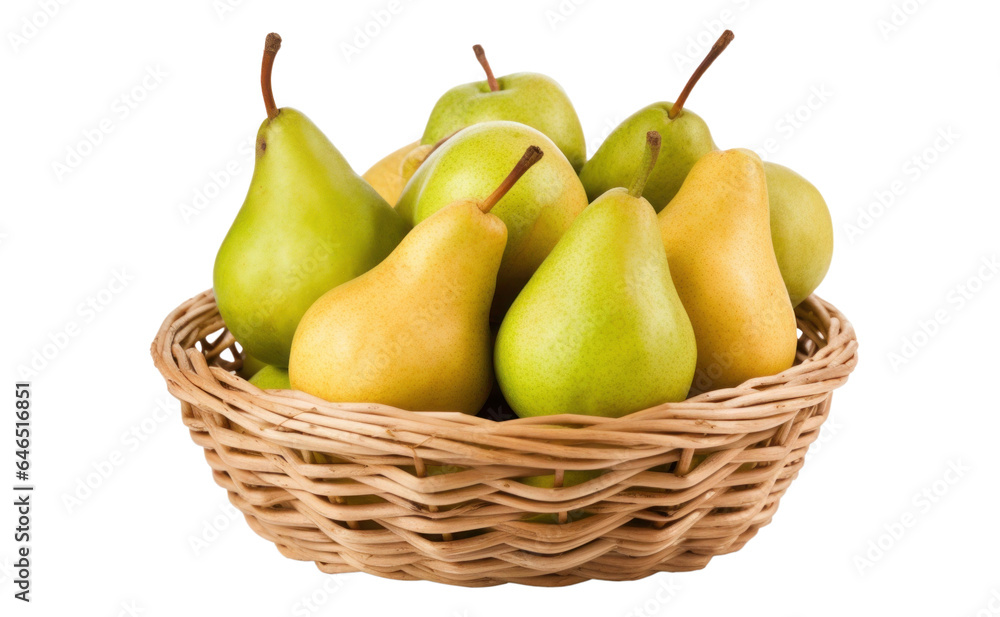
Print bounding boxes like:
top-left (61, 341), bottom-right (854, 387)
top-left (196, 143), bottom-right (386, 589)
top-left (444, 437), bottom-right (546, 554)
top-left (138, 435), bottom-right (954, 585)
top-left (290, 146), bottom-right (544, 413)
top-left (658, 148), bottom-right (797, 390)
top-left (361, 141), bottom-right (421, 204)
top-left (362, 134), bottom-right (454, 206)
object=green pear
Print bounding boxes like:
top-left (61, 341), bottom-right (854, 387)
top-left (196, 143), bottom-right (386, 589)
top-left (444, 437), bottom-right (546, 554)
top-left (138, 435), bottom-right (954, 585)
top-left (496, 132), bottom-right (697, 418)
top-left (248, 365), bottom-right (291, 390)
top-left (421, 44), bottom-right (586, 171)
top-left (290, 147), bottom-right (545, 413)
top-left (398, 121), bottom-right (589, 319)
top-left (658, 149), bottom-right (797, 391)
top-left (765, 162), bottom-right (834, 306)
top-left (214, 33), bottom-right (409, 367)
top-left (236, 352), bottom-right (268, 380)
top-left (579, 30), bottom-right (734, 212)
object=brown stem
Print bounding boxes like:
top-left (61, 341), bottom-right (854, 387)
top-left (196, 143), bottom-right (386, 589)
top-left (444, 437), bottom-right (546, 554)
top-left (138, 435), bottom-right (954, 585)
top-left (629, 131), bottom-right (661, 198)
top-left (262, 33), bottom-right (282, 120)
top-left (473, 44), bottom-right (500, 92)
top-left (432, 129), bottom-right (459, 153)
top-left (404, 131), bottom-right (458, 178)
top-left (480, 146), bottom-right (544, 212)
top-left (668, 29), bottom-right (733, 119)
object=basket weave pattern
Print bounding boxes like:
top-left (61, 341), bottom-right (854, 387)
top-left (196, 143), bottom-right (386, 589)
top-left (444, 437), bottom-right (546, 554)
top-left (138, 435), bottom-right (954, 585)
top-left (151, 290), bottom-right (857, 587)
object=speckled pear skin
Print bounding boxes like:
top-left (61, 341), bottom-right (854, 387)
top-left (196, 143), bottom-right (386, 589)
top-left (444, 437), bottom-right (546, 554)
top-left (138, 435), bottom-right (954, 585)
top-left (289, 200), bottom-right (506, 414)
top-left (213, 108), bottom-right (410, 368)
top-left (361, 140), bottom-right (421, 205)
top-left (399, 144), bottom-right (435, 184)
top-left (398, 121), bottom-right (588, 319)
top-left (580, 103), bottom-right (716, 212)
top-left (658, 149), bottom-right (797, 391)
top-left (421, 73), bottom-right (587, 171)
top-left (764, 162), bottom-right (834, 307)
top-left (495, 188), bottom-right (697, 418)
top-left (248, 365), bottom-right (291, 390)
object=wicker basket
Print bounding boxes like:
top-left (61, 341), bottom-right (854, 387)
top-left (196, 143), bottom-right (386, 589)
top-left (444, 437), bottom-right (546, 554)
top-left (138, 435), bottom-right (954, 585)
top-left (151, 289), bottom-right (857, 587)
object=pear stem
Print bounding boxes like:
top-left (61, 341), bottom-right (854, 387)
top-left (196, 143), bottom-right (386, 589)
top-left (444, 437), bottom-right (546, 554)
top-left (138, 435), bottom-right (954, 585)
top-left (473, 44), bottom-right (500, 92)
top-left (480, 146), bottom-right (544, 213)
top-left (668, 29), bottom-right (733, 120)
top-left (629, 132), bottom-right (661, 198)
top-left (431, 129), bottom-right (458, 153)
top-left (262, 33), bottom-right (282, 120)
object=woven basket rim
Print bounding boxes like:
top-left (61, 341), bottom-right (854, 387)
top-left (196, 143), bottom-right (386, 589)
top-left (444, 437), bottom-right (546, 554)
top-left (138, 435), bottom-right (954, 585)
top-left (151, 289), bottom-right (857, 462)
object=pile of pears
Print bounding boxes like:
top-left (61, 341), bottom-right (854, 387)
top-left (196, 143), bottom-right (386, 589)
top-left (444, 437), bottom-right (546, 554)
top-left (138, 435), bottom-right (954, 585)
top-left (217, 31), bottom-right (834, 420)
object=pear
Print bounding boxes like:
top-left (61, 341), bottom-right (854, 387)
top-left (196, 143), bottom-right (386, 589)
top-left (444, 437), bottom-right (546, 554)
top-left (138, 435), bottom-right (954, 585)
top-left (580, 30), bottom-right (734, 212)
top-left (236, 352), bottom-right (268, 380)
top-left (764, 162), bottom-right (834, 306)
top-left (362, 133), bottom-right (455, 206)
top-left (362, 140), bottom-right (420, 204)
top-left (290, 147), bottom-right (545, 413)
top-left (213, 34), bottom-right (409, 367)
top-left (422, 45), bottom-right (586, 171)
top-left (248, 365), bottom-right (291, 390)
top-left (658, 148), bottom-right (798, 391)
top-left (496, 132), bottom-right (697, 418)
top-left (398, 121), bottom-right (589, 319)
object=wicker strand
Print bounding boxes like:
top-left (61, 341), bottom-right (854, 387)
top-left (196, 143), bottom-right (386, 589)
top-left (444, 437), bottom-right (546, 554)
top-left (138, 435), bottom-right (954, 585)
top-left (151, 291), bottom-right (858, 587)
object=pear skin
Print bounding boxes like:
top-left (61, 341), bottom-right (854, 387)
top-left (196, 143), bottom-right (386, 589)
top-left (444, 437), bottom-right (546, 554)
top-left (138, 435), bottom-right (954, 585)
top-left (658, 148), bottom-right (798, 390)
top-left (290, 147), bottom-right (544, 413)
top-left (399, 144), bottom-right (435, 185)
top-left (579, 30), bottom-right (733, 212)
top-left (422, 45), bottom-right (586, 170)
top-left (580, 103), bottom-right (715, 211)
top-left (398, 121), bottom-right (588, 319)
top-left (214, 34), bottom-right (408, 367)
top-left (361, 140), bottom-right (420, 204)
top-left (248, 365), bottom-right (291, 390)
top-left (496, 189), bottom-right (697, 417)
top-left (361, 141), bottom-right (444, 207)
top-left (237, 352), bottom-right (268, 380)
top-left (289, 200), bottom-right (505, 413)
top-left (764, 162), bottom-right (834, 306)
top-left (497, 133), bottom-right (697, 418)
top-left (214, 111), bottom-right (408, 368)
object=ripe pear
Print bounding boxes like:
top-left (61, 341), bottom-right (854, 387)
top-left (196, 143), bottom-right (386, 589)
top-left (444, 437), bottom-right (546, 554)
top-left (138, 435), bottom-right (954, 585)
top-left (398, 121), bottom-right (589, 319)
top-left (579, 30), bottom-right (734, 212)
top-left (496, 132), bottom-right (697, 418)
top-left (362, 134), bottom-right (455, 206)
top-left (764, 162), bottom-right (834, 306)
top-left (290, 147), bottom-right (545, 413)
top-left (658, 148), bottom-right (797, 391)
top-left (213, 34), bottom-right (408, 367)
top-left (248, 365), bottom-right (291, 390)
top-left (422, 44), bottom-right (586, 171)
top-left (362, 140), bottom-right (421, 204)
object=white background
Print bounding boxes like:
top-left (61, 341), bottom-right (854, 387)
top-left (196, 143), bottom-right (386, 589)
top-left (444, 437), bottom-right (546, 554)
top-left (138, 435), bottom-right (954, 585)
top-left (3, 0), bottom-right (999, 615)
